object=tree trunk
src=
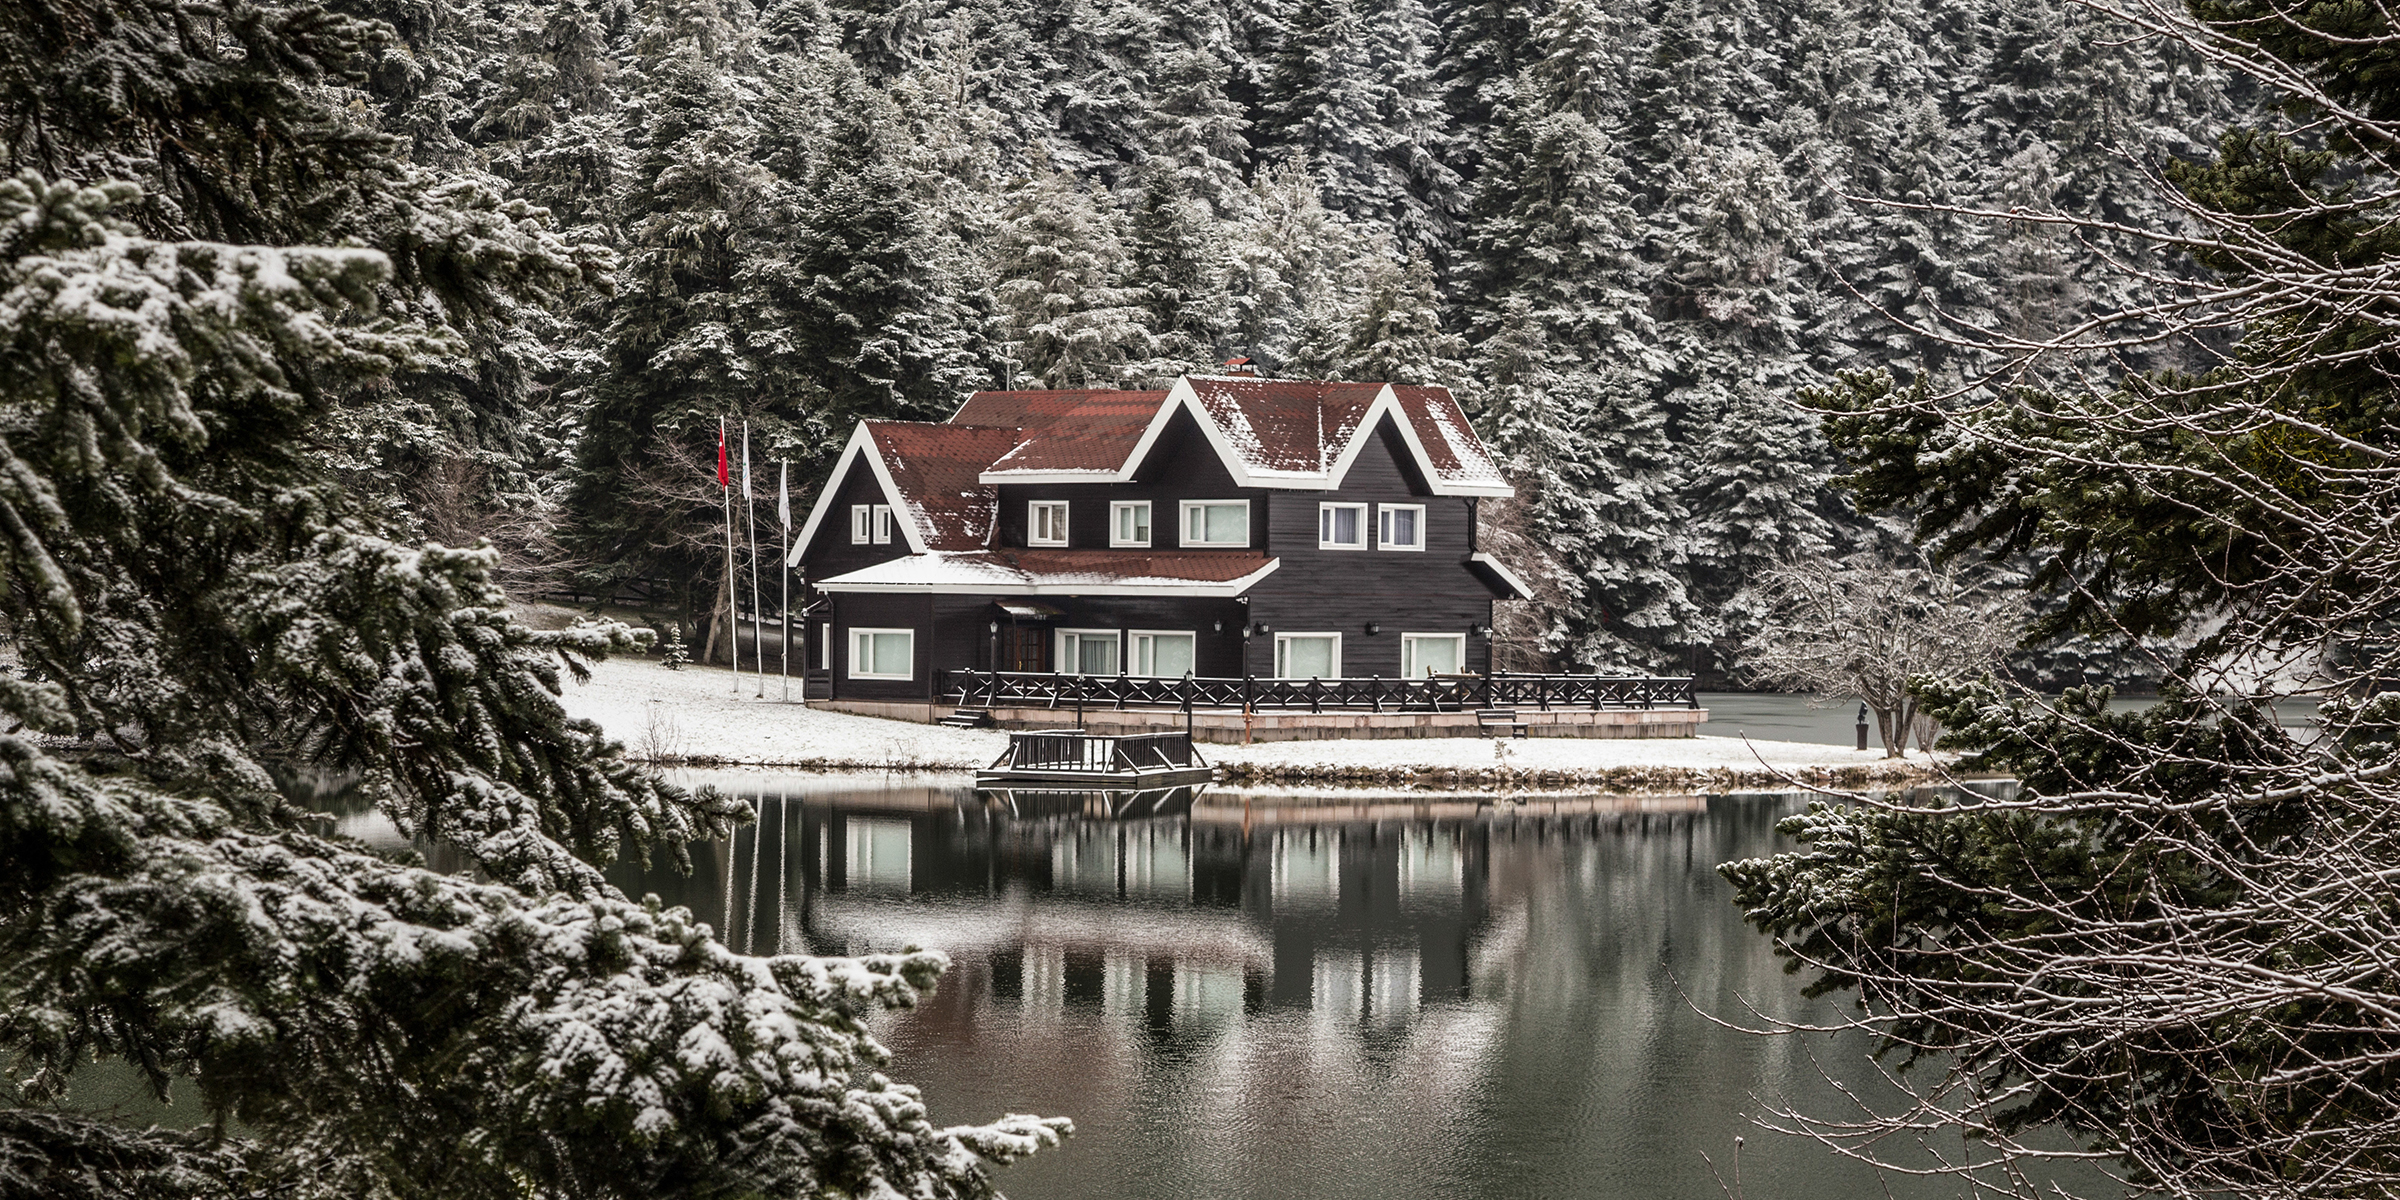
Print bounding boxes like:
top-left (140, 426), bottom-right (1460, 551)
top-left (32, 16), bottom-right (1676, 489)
top-left (700, 570), bottom-right (731, 666)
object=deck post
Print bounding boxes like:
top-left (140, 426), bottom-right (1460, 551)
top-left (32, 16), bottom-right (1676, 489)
top-left (1592, 673), bottom-right (1602, 711)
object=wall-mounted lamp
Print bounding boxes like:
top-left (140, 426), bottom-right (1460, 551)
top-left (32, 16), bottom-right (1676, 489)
top-left (1474, 624), bottom-right (1494, 638)
top-left (1255, 623), bottom-right (1273, 635)
top-left (1365, 622), bottom-right (1381, 635)
top-left (987, 621), bottom-right (999, 633)
top-left (1212, 620), bottom-right (1224, 633)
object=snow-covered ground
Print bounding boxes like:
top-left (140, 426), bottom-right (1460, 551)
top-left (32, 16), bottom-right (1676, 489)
top-left (558, 658), bottom-right (1949, 787)
top-left (557, 656), bottom-right (1007, 770)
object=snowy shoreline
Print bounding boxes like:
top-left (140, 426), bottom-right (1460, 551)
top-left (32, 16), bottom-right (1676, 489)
top-left (557, 656), bottom-right (1959, 792)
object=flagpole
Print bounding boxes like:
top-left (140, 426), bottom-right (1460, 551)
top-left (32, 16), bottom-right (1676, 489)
top-left (744, 421), bottom-right (763, 699)
top-left (779, 459), bottom-right (792, 703)
top-left (720, 416), bottom-right (738, 694)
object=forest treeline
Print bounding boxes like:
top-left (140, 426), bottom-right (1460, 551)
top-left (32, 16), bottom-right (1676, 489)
top-left (36, 0), bottom-right (2244, 678)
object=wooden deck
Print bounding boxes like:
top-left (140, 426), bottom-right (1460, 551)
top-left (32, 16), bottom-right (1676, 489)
top-left (976, 729), bottom-right (1217, 788)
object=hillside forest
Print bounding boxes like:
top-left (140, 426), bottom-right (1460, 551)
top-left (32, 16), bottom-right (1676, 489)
top-left (7, 0), bottom-right (2250, 684)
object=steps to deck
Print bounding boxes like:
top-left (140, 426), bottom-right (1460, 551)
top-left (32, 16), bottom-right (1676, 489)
top-left (938, 708), bottom-right (992, 729)
top-left (1477, 708), bottom-right (1529, 738)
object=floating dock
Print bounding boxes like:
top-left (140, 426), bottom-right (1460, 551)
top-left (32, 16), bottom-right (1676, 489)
top-left (976, 729), bottom-right (1217, 789)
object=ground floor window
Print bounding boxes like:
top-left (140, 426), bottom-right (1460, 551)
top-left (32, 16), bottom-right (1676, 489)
top-left (1132, 631), bottom-right (1195, 677)
top-left (1058, 629), bottom-right (1121, 675)
top-left (849, 627), bottom-right (914, 679)
top-left (1274, 632), bottom-right (1342, 679)
top-left (1401, 632), bottom-right (1465, 677)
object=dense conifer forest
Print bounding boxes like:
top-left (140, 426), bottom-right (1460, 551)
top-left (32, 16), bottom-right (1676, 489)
top-left (9, 0), bottom-right (2240, 680)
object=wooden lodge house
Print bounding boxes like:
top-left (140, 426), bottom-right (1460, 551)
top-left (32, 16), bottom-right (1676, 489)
top-left (786, 370), bottom-right (1704, 741)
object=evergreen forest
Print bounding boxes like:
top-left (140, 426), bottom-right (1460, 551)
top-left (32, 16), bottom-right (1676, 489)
top-left (12, 0), bottom-right (2245, 679)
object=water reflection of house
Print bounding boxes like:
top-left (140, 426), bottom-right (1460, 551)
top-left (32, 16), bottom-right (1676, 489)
top-left (776, 789), bottom-right (1504, 1027)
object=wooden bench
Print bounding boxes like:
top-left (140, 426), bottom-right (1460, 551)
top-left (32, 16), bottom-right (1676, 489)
top-left (1477, 708), bottom-right (1528, 738)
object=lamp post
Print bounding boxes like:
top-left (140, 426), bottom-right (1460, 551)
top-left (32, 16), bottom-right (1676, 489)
top-left (1856, 701), bottom-right (1870, 751)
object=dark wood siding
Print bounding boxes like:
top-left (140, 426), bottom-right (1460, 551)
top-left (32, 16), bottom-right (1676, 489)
top-left (1243, 415), bottom-right (1499, 678)
top-left (994, 408), bottom-right (1269, 553)
top-left (829, 592), bottom-right (936, 701)
top-left (797, 454), bottom-right (912, 579)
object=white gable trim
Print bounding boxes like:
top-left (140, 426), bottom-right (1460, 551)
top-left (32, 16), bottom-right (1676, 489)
top-left (1468, 552), bottom-right (1535, 600)
top-left (976, 375), bottom-right (1512, 497)
top-left (787, 423), bottom-right (925, 568)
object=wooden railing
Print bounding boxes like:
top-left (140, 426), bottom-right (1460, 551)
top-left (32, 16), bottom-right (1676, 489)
top-left (944, 669), bottom-right (1697, 713)
top-left (996, 729), bottom-right (1200, 774)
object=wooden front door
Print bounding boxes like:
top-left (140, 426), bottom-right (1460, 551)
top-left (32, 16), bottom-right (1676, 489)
top-left (1002, 625), bottom-right (1050, 673)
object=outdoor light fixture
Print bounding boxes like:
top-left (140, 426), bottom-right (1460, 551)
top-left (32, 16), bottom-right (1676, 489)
top-left (1213, 620), bottom-right (1223, 632)
top-left (987, 621), bottom-right (998, 633)
top-left (1365, 622), bottom-right (1381, 635)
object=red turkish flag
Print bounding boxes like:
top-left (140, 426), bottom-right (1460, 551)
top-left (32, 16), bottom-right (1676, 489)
top-left (716, 421), bottom-right (730, 488)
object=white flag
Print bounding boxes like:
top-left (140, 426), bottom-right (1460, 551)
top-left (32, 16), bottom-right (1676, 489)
top-left (741, 422), bottom-right (752, 495)
top-left (778, 460), bottom-right (790, 529)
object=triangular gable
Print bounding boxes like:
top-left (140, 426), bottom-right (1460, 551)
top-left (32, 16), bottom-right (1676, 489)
top-left (789, 423), bottom-right (920, 565)
top-left (981, 377), bottom-right (1513, 496)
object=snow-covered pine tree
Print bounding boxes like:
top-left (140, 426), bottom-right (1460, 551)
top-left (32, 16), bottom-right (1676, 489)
top-left (750, 55), bottom-right (991, 458)
top-left (1454, 0), bottom-right (1693, 667)
top-left (1265, 0), bottom-right (1464, 258)
top-left (0, 8), bottom-right (1065, 1181)
top-left (561, 0), bottom-right (771, 622)
top-left (1340, 251), bottom-right (1465, 386)
top-left (1433, 0), bottom-right (1539, 184)
top-left (1631, 0), bottom-right (1835, 672)
top-left (1125, 167), bottom-right (1239, 382)
top-left (992, 159), bottom-right (1158, 387)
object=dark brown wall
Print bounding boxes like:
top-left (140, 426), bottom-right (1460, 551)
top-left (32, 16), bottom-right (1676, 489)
top-left (828, 592), bottom-right (936, 701)
top-left (797, 453), bottom-right (913, 578)
top-left (1240, 417), bottom-right (1499, 678)
top-left (993, 407), bottom-right (1267, 551)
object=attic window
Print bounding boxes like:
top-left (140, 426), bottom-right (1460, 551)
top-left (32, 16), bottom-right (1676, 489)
top-left (851, 505), bottom-right (871, 544)
top-left (1318, 503), bottom-right (1366, 550)
top-left (872, 505), bottom-right (892, 545)
top-left (1029, 501), bottom-right (1069, 547)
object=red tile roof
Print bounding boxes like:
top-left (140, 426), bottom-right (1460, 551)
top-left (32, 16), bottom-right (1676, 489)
top-left (957, 389), bottom-right (1167, 474)
top-left (861, 421), bottom-right (1019, 551)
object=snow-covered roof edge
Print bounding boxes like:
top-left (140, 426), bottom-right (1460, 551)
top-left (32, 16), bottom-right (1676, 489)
top-left (1467, 552), bottom-right (1534, 600)
top-left (814, 553), bottom-right (1283, 597)
top-left (975, 377), bottom-right (1515, 497)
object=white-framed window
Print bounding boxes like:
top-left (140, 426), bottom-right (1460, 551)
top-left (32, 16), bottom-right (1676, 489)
top-left (849, 627), bottom-right (914, 679)
top-left (1029, 500), bottom-right (1070, 546)
top-left (1274, 632), bottom-right (1342, 679)
top-left (872, 504), bottom-right (892, 545)
top-left (850, 505), bottom-right (871, 544)
top-left (1057, 629), bottom-right (1121, 675)
top-left (1131, 630), bottom-right (1196, 677)
top-left (1401, 632), bottom-right (1465, 678)
top-left (1180, 500), bottom-right (1250, 547)
top-left (1110, 500), bottom-right (1152, 547)
top-left (1318, 502), bottom-right (1368, 549)
top-left (1379, 503), bottom-right (1426, 551)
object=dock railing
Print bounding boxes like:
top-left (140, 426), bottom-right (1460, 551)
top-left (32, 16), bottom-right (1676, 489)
top-left (995, 729), bottom-right (1200, 775)
top-left (944, 669), bottom-right (1697, 713)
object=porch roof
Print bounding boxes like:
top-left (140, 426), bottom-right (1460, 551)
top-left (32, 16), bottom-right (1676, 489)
top-left (812, 550), bottom-right (1279, 597)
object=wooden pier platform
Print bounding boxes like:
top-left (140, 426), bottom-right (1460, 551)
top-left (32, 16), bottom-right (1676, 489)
top-left (976, 729), bottom-right (1216, 788)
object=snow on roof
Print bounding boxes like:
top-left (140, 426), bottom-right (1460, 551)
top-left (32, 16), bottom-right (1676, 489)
top-left (863, 421), bottom-right (1018, 551)
top-left (814, 550), bottom-right (1280, 596)
top-left (967, 375), bottom-right (1513, 496)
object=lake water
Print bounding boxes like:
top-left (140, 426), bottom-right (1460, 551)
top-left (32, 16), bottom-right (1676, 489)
top-left (613, 772), bottom-right (2106, 1200)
